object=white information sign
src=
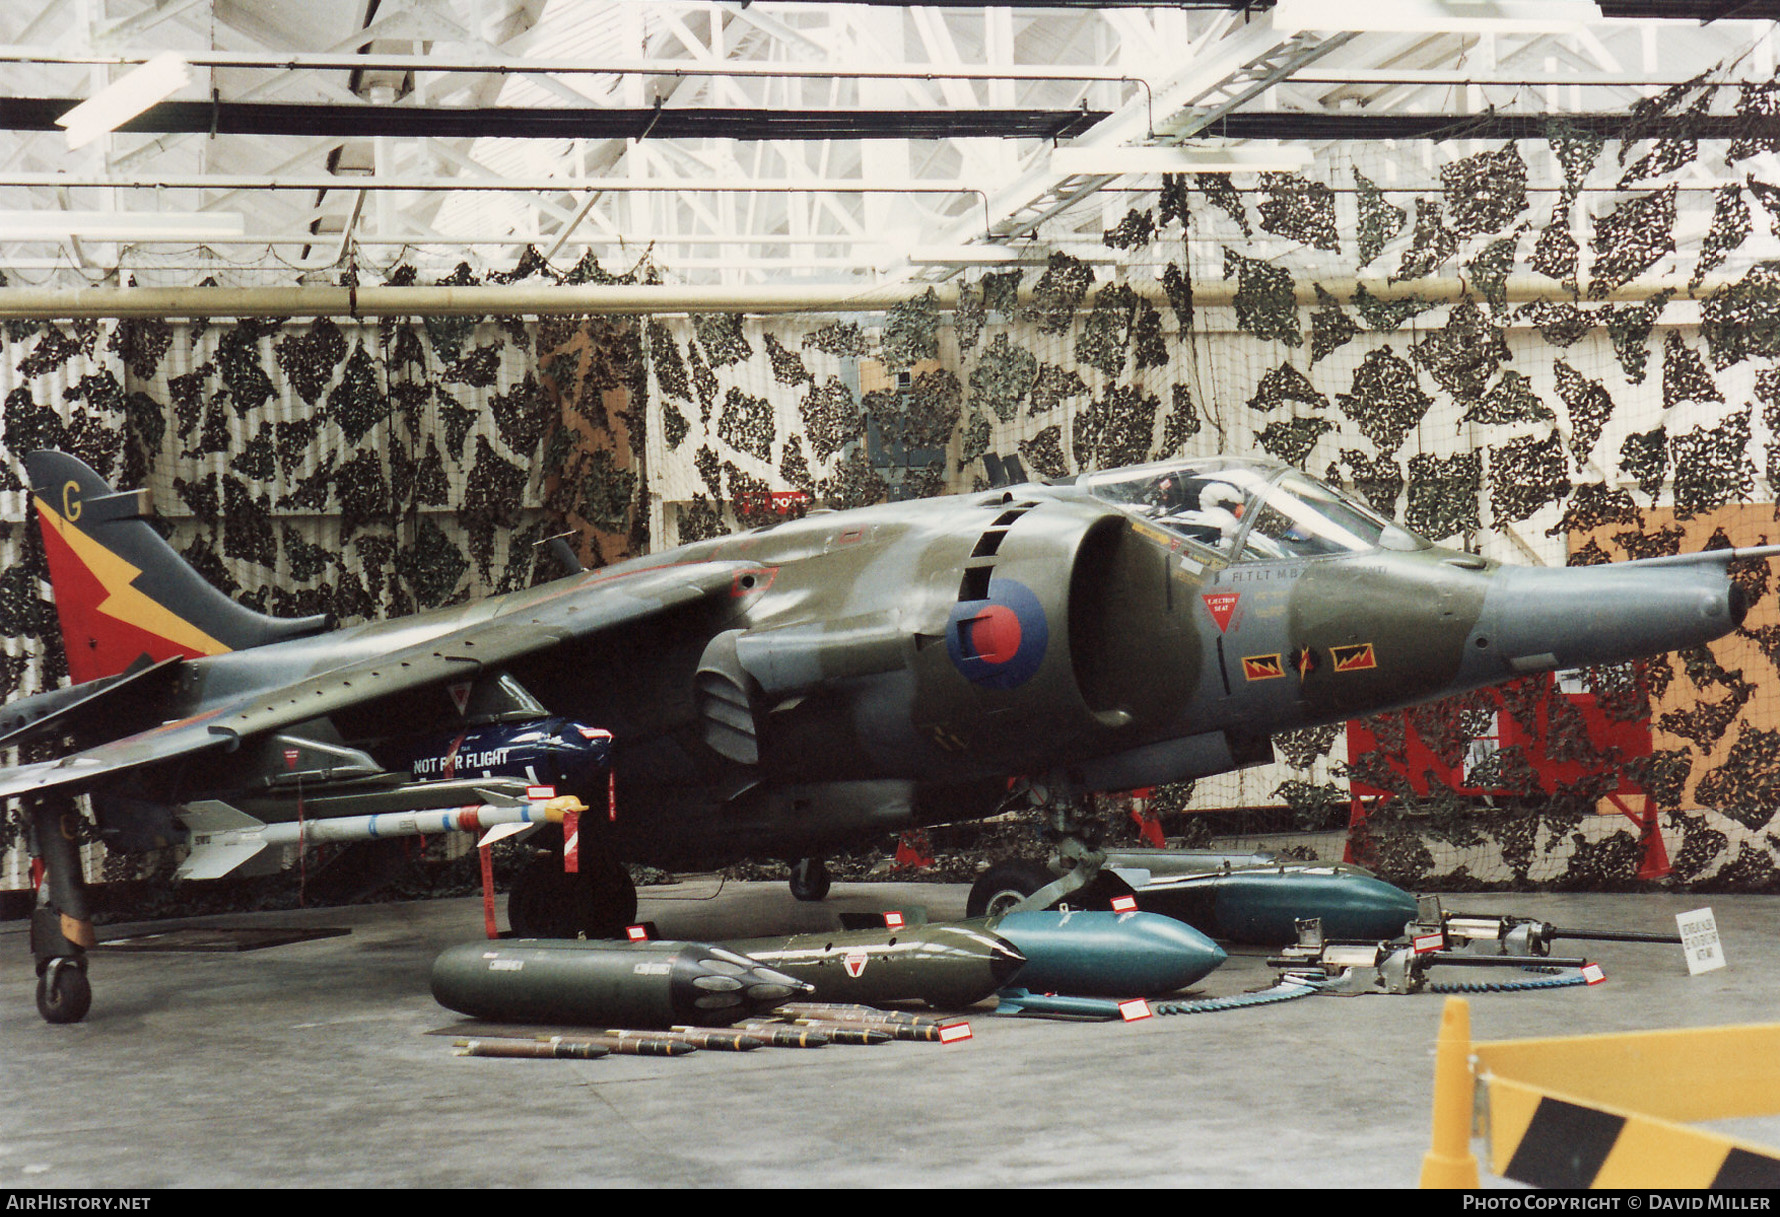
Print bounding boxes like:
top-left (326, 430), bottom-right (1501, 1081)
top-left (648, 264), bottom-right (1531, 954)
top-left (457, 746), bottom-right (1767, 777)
top-left (1676, 907), bottom-right (1726, 975)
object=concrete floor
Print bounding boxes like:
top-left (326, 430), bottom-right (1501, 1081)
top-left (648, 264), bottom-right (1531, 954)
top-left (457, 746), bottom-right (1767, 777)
top-left (1, 881), bottom-right (1777, 1189)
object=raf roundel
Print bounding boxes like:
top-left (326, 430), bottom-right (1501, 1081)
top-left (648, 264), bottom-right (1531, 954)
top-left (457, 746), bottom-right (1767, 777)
top-left (945, 578), bottom-right (1049, 690)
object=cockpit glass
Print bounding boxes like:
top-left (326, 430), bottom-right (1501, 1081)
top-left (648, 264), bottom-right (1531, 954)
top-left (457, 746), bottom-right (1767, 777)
top-left (1244, 472), bottom-right (1391, 559)
top-left (1080, 460), bottom-right (1420, 561)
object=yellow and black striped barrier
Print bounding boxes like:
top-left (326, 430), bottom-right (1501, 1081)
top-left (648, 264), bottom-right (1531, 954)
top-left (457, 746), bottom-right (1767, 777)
top-left (1423, 997), bottom-right (1780, 1189)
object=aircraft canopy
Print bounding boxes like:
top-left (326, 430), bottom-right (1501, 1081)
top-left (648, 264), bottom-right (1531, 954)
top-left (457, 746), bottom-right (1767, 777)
top-left (1078, 458), bottom-right (1428, 561)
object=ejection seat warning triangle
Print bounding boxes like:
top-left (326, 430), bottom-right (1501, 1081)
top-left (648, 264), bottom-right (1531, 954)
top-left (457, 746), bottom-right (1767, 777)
top-left (1201, 592), bottom-right (1240, 633)
top-left (1677, 907), bottom-right (1725, 975)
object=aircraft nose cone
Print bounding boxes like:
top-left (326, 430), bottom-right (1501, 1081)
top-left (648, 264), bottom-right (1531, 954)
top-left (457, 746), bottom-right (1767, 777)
top-left (1473, 562), bottom-right (1743, 677)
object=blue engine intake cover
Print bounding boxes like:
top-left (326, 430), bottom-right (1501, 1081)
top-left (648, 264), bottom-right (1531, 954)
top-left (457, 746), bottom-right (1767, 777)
top-left (386, 718), bottom-right (612, 793)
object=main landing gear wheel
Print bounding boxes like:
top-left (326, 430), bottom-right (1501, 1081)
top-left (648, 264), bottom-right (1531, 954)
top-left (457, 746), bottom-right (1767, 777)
top-left (967, 860), bottom-right (1054, 919)
top-left (36, 959), bottom-right (91, 1025)
top-left (789, 858), bottom-right (831, 902)
top-left (508, 853), bottom-right (638, 939)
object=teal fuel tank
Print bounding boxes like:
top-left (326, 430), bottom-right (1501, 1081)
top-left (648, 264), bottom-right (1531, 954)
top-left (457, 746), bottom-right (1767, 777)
top-left (1126, 864), bottom-right (1420, 945)
top-left (983, 909), bottom-right (1227, 996)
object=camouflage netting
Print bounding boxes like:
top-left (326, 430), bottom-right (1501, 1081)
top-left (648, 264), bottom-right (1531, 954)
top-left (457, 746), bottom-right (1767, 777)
top-left (0, 253), bottom-right (659, 889)
top-left (17, 65), bottom-right (1780, 895)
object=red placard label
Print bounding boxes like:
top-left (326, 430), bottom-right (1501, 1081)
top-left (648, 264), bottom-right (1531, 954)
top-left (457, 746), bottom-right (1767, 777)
top-left (1201, 592), bottom-right (1240, 633)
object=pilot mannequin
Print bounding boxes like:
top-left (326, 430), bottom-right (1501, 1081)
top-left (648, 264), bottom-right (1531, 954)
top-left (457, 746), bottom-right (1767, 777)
top-left (1158, 478), bottom-right (1245, 549)
top-left (1185, 481), bottom-right (1245, 548)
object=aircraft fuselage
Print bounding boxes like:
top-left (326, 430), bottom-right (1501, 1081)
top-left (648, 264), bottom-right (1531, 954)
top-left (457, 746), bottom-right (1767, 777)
top-left (41, 456), bottom-right (1750, 869)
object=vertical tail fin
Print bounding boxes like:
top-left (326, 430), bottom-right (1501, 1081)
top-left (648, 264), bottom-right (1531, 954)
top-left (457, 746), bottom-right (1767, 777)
top-left (25, 450), bottom-right (331, 684)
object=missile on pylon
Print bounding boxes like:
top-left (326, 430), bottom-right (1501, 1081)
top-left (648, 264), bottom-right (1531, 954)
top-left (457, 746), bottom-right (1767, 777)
top-left (176, 794), bottom-right (587, 881)
top-left (431, 939), bottom-right (811, 1028)
top-left (728, 922), bottom-right (1025, 1009)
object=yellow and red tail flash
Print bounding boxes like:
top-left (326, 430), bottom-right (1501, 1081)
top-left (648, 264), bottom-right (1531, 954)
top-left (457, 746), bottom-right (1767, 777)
top-left (33, 487), bottom-right (230, 685)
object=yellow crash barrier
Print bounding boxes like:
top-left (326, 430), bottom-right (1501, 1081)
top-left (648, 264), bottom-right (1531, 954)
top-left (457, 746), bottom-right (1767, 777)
top-left (1423, 997), bottom-right (1780, 1189)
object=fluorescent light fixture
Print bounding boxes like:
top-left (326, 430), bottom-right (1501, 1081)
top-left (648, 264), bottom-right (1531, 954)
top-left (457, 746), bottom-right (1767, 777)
top-left (0, 211), bottom-right (247, 241)
top-left (1051, 144), bottom-right (1313, 177)
top-left (56, 52), bottom-right (191, 149)
top-left (1272, 0), bottom-right (1602, 34)
top-left (906, 246), bottom-right (1021, 266)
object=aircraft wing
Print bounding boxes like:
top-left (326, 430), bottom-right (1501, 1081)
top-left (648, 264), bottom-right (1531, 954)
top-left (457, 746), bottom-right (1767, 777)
top-left (0, 560), bottom-right (756, 802)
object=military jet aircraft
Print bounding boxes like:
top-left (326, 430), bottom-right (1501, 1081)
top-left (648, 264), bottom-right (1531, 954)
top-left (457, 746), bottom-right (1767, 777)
top-left (4, 448), bottom-right (1771, 1022)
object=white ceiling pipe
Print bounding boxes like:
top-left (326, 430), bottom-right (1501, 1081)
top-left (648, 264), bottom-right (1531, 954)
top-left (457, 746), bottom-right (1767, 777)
top-left (0, 173), bottom-right (985, 194)
top-left (0, 45), bottom-right (1145, 84)
top-left (0, 275), bottom-right (1730, 320)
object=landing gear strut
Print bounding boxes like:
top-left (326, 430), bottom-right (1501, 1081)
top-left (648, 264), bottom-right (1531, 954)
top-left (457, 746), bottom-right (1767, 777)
top-left (964, 783), bottom-right (1134, 919)
top-left (789, 857), bottom-right (831, 902)
top-left (28, 797), bottom-right (97, 1024)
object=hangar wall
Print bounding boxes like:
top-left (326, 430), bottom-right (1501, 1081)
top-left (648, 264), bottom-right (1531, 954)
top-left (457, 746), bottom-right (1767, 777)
top-left (0, 292), bottom-right (653, 890)
top-left (6, 73), bottom-right (1780, 893)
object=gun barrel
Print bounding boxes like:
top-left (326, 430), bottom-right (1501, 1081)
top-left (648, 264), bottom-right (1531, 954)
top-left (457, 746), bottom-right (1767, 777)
top-left (1426, 952), bottom-right (1590, 969)
top-left (1550, 928), bottom-right (1684, 945)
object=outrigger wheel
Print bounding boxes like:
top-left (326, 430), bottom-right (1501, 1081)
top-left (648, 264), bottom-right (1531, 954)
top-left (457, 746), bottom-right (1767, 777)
top-left (789, 857), bottom-right (831, 902)
top-left (507, 850), bottom-right (637, 939)
top-left (36, 957), bottom-right (91, 1024)
top-left (29, 798), bottom-right (98, 1024)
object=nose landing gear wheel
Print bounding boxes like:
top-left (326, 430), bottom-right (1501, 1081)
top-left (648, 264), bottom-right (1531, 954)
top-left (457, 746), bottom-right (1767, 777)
top-left (966, 860), bottom-right (1054, 919)
top-left (966, 859), bottom-right (1139, 919)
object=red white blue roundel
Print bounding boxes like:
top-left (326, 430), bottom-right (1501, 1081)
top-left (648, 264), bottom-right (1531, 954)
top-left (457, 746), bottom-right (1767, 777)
top-left (946, 578), bottom-right (1048, 689)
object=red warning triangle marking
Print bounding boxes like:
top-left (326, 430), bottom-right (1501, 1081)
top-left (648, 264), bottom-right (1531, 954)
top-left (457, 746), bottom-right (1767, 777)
top-left (1201, 592), bottom-right (1240, 633)
top-left (448, 681), bottom-right (473, 715)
